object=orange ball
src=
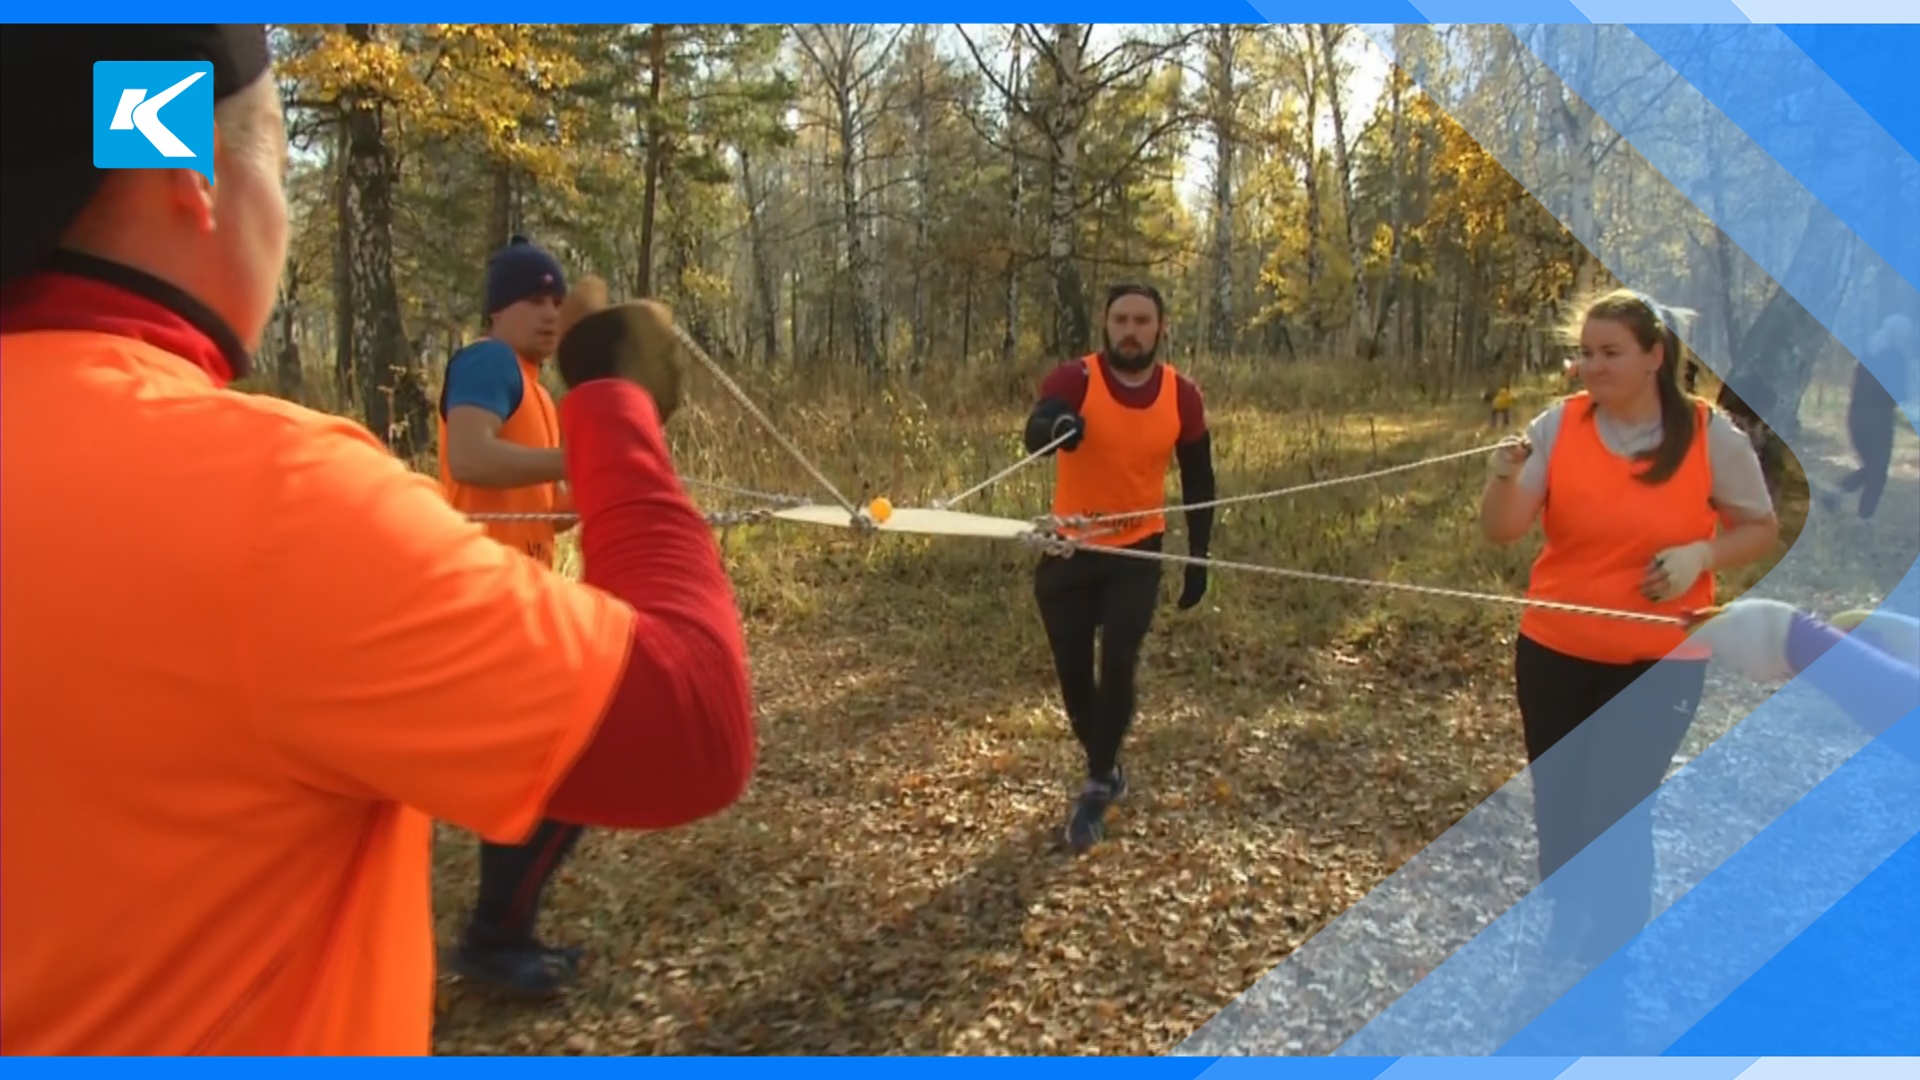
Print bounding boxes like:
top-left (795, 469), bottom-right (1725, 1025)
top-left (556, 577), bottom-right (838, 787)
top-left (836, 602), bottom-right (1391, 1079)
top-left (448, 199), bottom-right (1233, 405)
top-left (868, 497), bottom-right (893, 524)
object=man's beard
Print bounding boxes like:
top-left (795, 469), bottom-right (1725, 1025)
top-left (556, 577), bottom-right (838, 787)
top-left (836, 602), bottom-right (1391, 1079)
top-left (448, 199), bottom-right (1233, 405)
top-left (1105, 341), bottom-right (1158, 373)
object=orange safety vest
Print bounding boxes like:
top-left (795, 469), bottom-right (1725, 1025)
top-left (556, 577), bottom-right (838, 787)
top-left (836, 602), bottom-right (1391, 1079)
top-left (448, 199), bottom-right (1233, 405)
top-left (1520, 392), bottom-right (1718, 664)
top-left (436, 349), bottom-right (564, 567)
top-left (1051, 353), bottom-right (1184, 549)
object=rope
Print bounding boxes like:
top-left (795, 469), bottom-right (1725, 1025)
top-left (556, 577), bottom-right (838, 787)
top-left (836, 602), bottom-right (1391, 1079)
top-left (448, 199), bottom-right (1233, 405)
top-left (463, 475), bottom-right (804, 528)
top-left (461, 419), bottom-right (1677, 629)
top-left (1054, 442), bottom-right (1502, 529)
top-left (468, 508), bottom-right (776, 528)
top-left (669, 322), bottom-right (860, 518)
top-left (678, 476), bottom-right (809, 508)
top-left (1023, 532), bottom-right (1691, 629)
top-left (933, 429), bottom-right (1074, 511)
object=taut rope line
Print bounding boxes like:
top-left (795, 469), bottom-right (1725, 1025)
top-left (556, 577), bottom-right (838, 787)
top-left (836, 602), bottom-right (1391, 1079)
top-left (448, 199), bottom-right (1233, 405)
top-left (1052, 442), bottom-right (1504, 529)
top-left (469, 508), bottom-right (778, 528)
top-left (467, 473), bottom-right (806, 527)
top-left (678, 476), bottom-right (809, 508)
top-left (669, 322), bottom-right (861, 519)
top-left (1020, 532), bottom-right (1693, 629)
top-left (932, 429), bottom-right (1075, 511)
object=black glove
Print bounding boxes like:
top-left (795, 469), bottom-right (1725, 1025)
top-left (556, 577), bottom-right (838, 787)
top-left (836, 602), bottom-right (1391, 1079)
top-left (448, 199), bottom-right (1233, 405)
top-left (555, 277), bottom-right (690, 422)
top-left (1177, 564), bottom-right (1208, 610)
top-left (1049, 411), bottom-right (1087, 452)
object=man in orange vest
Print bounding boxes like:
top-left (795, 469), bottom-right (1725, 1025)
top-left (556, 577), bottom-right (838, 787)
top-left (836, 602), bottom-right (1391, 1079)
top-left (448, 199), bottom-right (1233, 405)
top-left (1022, 283), bottom-right (1215, 854)
top-left (1, 25), bottom-right (754, 1054)
top-left (435, 235), bottom-right (598, 997)
top-left (439, 235), bottom-right (572, 563)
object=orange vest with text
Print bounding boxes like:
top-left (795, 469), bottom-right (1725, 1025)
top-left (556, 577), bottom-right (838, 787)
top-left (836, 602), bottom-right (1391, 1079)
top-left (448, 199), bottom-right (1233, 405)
top-left (1051, 354), bottom-right (1184, 549)
top-left (436, 350), bottom-right (565, 568)
top-left (1521, 392), bottom-right (1718, 664)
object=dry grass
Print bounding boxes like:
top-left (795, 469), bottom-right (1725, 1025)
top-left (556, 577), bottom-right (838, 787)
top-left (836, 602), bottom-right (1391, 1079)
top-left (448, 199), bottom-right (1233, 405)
top-left (413, 353), bottom-right (1896, 1057)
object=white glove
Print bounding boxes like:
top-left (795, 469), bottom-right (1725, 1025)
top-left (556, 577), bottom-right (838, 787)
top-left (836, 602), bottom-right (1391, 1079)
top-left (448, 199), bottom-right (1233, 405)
top-left (1488, 438), bottom-right (1531, 482)
top-left (1689, 598), bottom-right (1799, 683)
top-left (1644, 541), bottom-right (1715, 603)
top-left (1830, 609), bottom-right (1920, 667)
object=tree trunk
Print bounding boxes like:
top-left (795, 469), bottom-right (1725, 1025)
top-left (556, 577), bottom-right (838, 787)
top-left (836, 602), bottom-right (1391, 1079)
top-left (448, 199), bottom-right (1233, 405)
top-left (275, 275), bottom-right (305, 401)
top-left (1370, 65), bottom-right (1409, 358)
top-left (1319, 24), bottom-right (1369, 358)
top-left (1001, 31), bottom-right (1024, 366)
top-left (1044, 24), bottom-right (1090, 358)
top-left (488, 160), bottom-right (513, 253)
top-left (738, 147), bottom-right (779, 364)
top-left (835, 74), bottom-right (882, 373)
top-left (1206, 26), bottom-right (1237, 358)
top-left (341, 24), bottom-right (424, 458)
top-left (330, 115), bottom-right (356, 410)
top-left (909, 38), bottom-right (932, 372)
top-left (635, 23), bottom-right (671, 296)
top-left (1298, 29), bottom-right (1323, 340)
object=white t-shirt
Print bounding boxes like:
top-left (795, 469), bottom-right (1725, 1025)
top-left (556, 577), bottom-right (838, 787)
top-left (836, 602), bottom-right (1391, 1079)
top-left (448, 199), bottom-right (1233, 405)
top-left (1516, 399), bottom-right (1775, 521)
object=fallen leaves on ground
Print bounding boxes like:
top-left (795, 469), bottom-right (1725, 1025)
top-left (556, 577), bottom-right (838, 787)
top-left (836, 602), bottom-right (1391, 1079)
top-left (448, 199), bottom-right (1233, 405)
top-left (428, 589), bottom-right (1527, 1056)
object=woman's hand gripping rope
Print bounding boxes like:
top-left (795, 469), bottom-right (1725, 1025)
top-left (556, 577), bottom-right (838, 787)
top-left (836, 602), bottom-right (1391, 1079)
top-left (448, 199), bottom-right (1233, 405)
top-left (1487, 435), bottom-right (1531, 483)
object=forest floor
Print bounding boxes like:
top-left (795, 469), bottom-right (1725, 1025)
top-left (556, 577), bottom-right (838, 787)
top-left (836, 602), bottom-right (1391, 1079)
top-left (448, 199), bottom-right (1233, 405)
top-left (424, 357), bottom-right (1914, 1056)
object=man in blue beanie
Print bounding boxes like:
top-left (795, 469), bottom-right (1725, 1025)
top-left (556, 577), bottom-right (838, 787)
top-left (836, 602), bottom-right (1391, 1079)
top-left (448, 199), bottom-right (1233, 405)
top-left (435, 235), bottom-right (589, 998)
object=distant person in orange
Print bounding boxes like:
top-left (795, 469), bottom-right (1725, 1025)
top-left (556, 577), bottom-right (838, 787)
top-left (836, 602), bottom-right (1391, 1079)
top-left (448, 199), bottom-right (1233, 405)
top-left (435, 235), bottom-right (593, 998)
top-left (439, 234), bottom-right (573, 565)
top-left (1, 25), bottom-right (755, 1055)
top-left (1022, 283), bottom-right (1215, 855)
top-left (1479, 288), bottom-right (1779, 964)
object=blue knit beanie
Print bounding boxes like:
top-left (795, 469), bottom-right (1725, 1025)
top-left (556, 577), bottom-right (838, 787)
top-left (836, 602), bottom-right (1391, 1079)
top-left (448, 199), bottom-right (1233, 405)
top-left (485, 234), bottom-right (568, 316)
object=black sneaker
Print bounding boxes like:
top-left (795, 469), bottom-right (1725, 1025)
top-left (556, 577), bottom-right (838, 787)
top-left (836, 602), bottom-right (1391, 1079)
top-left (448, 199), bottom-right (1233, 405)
top-left (443, 937), bottom-right (582, 999)
top-left (1064, 765), bottom-right (1127, 854)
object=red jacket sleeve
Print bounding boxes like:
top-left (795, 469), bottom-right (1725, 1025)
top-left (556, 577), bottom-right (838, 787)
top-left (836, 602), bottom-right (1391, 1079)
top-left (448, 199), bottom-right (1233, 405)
top-left (542, 380), bottom-right (757, 829)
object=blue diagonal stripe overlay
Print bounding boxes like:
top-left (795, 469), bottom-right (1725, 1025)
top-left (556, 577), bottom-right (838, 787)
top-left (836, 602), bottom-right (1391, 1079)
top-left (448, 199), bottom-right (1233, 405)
top-left (1178, 18), bottom-right (1920, 1058)
top-left (1366, 1057), bottom-right (1582, 1080)
top-left (1561, 0), bottom-right (1751, 22)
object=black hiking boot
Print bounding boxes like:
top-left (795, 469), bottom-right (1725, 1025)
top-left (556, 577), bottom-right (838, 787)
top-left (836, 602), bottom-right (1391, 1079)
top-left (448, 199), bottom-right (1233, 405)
top-left (443, 935), bottom-right (584, 999)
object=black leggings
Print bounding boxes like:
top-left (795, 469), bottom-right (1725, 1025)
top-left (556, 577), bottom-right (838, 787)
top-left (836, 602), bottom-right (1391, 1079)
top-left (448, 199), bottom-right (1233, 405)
top-left (1034, 533), bottom-right (1164, 781)
top-left (1515, 634), bottom-right (1706, 940)
top-left (465, 819), bottom-right (587, 949)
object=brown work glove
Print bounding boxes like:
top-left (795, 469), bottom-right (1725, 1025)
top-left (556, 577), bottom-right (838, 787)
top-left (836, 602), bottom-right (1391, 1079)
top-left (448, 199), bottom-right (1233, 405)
top-left (555, 275), bottom-right (691, 423)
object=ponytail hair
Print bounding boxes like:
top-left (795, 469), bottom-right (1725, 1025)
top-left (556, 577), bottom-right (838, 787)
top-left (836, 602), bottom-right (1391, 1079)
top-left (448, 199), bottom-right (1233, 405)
top-left (1557, 287), bottom-right (1699, 486)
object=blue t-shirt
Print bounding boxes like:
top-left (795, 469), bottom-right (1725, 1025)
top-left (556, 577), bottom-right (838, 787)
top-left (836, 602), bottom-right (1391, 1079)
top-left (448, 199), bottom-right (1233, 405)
top-left (438, 338), bottom-right (525, 422)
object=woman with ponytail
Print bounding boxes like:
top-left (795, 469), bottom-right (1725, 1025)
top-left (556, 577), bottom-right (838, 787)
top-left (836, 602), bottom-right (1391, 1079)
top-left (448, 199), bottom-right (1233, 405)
top-left (1479, 288), bottom-right (1782, 962)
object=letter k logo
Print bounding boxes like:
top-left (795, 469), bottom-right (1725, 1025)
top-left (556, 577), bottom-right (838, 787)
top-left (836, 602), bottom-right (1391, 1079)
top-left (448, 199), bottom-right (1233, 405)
top-left (93, 60), bottom-right (216, 182)
top-left (107, 71), bottom-right (206, 158)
